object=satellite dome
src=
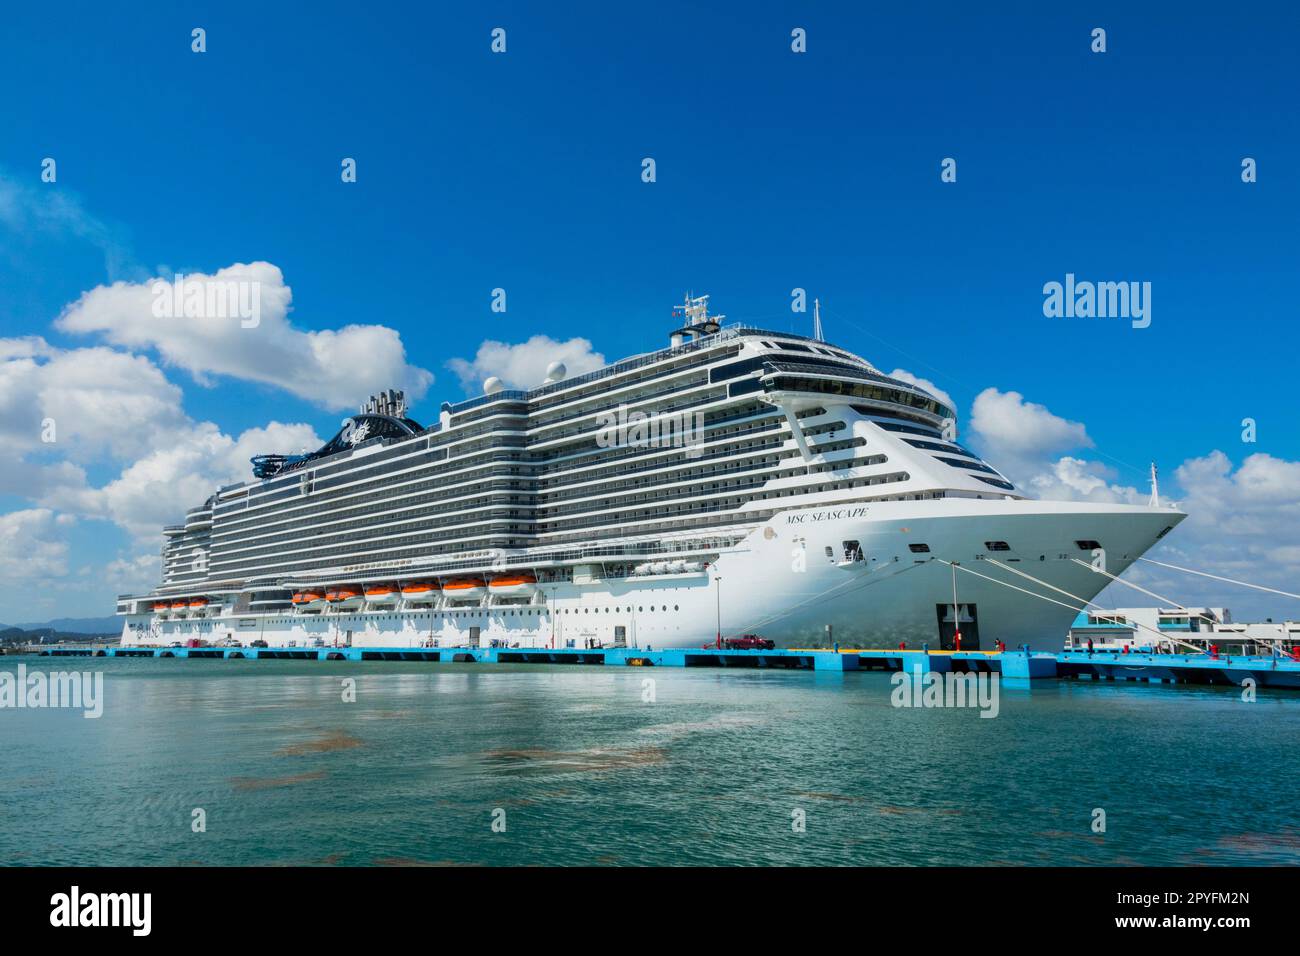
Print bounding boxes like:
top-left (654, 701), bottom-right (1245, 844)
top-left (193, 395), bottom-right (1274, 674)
top-left (544, 361), bottom-right (567, 383)
top-left (483, 376), bottom-right (504, 394)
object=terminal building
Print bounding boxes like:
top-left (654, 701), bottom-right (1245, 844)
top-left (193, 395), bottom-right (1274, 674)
top-left (1066, 607), bottom-right (1300, 655)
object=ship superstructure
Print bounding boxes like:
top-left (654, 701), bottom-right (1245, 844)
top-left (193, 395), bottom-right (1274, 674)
top-left (119, 295), bottom-right (1185, 651)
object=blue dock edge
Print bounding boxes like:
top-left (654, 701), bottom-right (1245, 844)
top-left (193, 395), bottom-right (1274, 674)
top-left (36, 644), bottom-right (1300, 688)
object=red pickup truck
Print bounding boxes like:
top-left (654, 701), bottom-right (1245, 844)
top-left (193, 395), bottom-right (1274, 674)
top-left (723, 634), bottom-right (775, 650)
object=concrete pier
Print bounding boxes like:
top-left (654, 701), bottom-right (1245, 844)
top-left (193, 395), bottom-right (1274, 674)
top-left (28, 644), bottom-right (1300, 689)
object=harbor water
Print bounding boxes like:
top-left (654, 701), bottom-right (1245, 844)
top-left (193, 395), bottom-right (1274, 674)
top-left (2, 657), bottom-right (1298, 866)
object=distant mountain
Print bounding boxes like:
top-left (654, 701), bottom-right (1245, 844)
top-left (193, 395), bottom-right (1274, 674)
top-left (1, 626), bottom-right (113, 646)
top-left (15, 615), bottom-right (122, 634)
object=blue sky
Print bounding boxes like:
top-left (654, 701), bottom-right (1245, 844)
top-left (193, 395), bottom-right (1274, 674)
top-left (1, 1), bottom-right (1298, 624)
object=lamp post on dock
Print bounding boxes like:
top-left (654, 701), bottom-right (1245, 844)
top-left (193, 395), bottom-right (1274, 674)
top-left (714, 575), bottom-right (722, 649)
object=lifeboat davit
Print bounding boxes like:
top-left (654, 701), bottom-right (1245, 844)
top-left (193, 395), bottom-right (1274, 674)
top-left (326, 585), bottom-right (364, 610)
top-left (443, 577), bottom-right (486, 601)
top-left (365, 584), bottom-right (399, 606)
top-left (488, 573), bottom-right (537, 597)
top-left (292, 590), bottom-right (327, 612)
top-left (400, 581), bottom-right (440, 604)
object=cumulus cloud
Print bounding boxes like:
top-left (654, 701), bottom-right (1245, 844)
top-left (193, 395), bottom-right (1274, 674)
top-left (0, 509), bottom-right (71, 580)
top-left (1021, 456), bottom-right (1143, 505)
top-left (101, 552), bottom-right (163, 597)
top-left (51, 420), bottom-right (322, 539)
top-left (0, 334), bottom-right (323, 542)
top-left (0, 336), bottom-right (189, 465)
top-left (969, 388), bottom-right (1091, 461)
top-left (965, 388), bottom-right (1143, 503)
top-left (447, 335), bottom-right (606, 393)
top-left (886, 368), bottom-right (954, 414)
top-left (54, 261), bottom-right (433, 411)
top-left (1118, 451), bottom-right (1300, 621)
top-left (961, 388), bottom-right (1300, 617)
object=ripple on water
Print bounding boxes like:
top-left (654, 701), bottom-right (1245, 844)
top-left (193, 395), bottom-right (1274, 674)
top-left (229, 771), bottom-right (328, 791)
top-left (274, 731), bottom-right (363, 756)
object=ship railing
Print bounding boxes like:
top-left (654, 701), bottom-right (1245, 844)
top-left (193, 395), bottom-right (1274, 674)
top-left (444, 326), bottom-right (752, 417)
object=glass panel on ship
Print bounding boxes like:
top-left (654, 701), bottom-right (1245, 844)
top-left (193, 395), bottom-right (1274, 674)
top-left (116, 294), bottom-right (1183, 653)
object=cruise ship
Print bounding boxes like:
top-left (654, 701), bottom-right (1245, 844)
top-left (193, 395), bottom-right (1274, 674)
top-left (117, 294), bottom-right (1186, 652)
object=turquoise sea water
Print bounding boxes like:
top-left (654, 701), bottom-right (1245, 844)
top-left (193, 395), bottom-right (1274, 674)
top-left (2, 657), bottom-right (1298, 866)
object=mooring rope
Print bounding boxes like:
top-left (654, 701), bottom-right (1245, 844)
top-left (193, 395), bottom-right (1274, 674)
top-left (985, 558), bottom-right (1200, 652)
top-left (1136, 556), bottom-right (1300, 602)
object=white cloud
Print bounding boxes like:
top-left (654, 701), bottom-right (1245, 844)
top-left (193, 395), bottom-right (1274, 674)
top-left (965, 388), bottom-right (1142, 504)
top-left (0, 335), bottom-right (323, 540)
top-left (51, 420), bottom-right (323, 539)
top-left (963, 389), bottom-right (1300, 618)
top-left (54, 262), bottom-right (433, 411)
top-left (969, 388), bottom-right (1091, 461)
top-left (1022, 456), bottom-right (1143, 505)
top-left (0, 509), bottom-right (70, 580)
top-left (886, 368), bottom-right (954, 414)
top-left (447, 335), bottom-right (606, 392)
top-left (1120, 451), bottom-right (1300, 622)
top-left (101, 552), bottom-right (163, 596)
top-left (0, 336), bottom-right (189, 465)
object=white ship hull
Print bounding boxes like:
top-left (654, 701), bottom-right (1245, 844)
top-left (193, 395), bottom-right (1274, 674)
top-left (121, 499), bottom-right (1182, 652)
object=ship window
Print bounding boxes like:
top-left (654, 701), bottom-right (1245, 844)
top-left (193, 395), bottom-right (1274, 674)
top-left (1075, 539), bottom-right (1102, 551)
top-left (909, 543), bottom-right (930, 553)
top-left (984, 541), bottom-right (1011, 551)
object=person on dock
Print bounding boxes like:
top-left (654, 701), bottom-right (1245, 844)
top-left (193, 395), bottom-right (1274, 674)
top-left (1086, 637), bottom-right (1094, 656)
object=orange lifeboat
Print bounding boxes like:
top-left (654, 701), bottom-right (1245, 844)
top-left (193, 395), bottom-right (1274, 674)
top-left (292, 590), bottom-right (326, 612)
top-left (365, 584), bottom-right (399, 606)
top-left (443, 577), bottom-right (486, 601)
top-left (400, 581), bottom-right (440, 604)
top-left (488, 573), bottom-right (538, 597)
top-left (188, 597), bottom-right (208, 609)
top-left (170, 599), bottom-right (188, 615)
top-left (326, 585), bottom-right (364, 610)
top-left (152, 600), bottom-right (170, 613)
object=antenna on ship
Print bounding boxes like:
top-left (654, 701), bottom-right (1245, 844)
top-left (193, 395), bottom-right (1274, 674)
top-left (813, 298), bottom-right (824, 342)
top-left (1148, 462), bottom-right (1160, 508)
top-left (669, 292), bottom-right (724, 347)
